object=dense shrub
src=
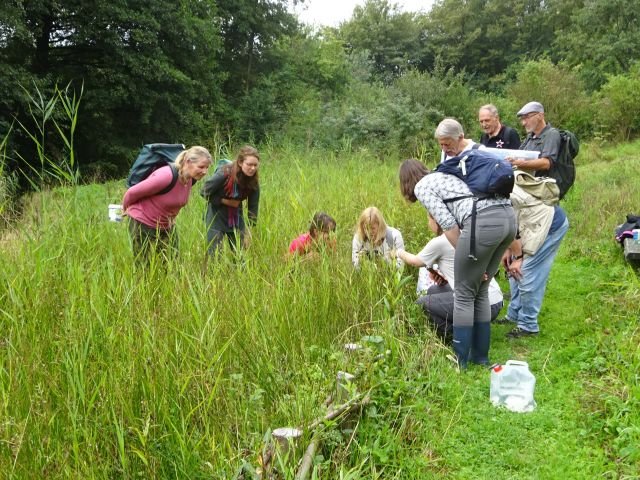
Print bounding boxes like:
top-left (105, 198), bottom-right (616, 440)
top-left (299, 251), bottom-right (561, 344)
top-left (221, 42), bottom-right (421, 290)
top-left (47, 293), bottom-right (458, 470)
top-left (506, 59), bottom-right (595, 138)
top-left (281, 64), bottom-right (483, 158)
top-left (389, 67), bottom-right (478, 143)
top-left (596, 64), bottom-right (640, 142)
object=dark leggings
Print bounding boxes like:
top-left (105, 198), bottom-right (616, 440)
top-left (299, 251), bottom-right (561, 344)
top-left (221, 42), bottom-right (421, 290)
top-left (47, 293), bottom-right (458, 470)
top-left (207, 228), bottom-right (245, 256)
top-left (128, 217), bottom-right (178, 264)
top-left (417, 284), bottom-right (503, 341)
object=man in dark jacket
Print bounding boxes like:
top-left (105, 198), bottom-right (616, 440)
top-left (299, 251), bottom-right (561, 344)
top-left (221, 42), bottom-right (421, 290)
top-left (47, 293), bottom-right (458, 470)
top-left (479, 104), bottom-right (521, 149)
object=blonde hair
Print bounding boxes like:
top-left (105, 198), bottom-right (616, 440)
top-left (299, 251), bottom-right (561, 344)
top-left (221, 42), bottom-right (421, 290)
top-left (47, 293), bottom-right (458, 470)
top-left (356, 207), bottom-right (388, 246)
top-left (175, 146), bottom-right (212, 181)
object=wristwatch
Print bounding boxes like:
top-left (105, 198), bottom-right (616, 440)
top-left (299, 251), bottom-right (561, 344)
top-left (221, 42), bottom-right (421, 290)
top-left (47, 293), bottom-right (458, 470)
top-left (511, 253), bottom-right (524, 261)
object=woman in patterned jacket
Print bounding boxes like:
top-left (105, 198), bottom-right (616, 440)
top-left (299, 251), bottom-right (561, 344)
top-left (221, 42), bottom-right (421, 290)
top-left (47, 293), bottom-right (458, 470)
top-left (399, 120), bottom-right (516, 369)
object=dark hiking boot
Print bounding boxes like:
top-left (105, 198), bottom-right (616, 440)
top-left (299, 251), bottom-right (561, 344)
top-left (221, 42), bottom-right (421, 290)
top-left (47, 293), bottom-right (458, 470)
top-left (493, 316), bottom-right (516, 325)
top-left (506, 326), bottom-right (539, 339)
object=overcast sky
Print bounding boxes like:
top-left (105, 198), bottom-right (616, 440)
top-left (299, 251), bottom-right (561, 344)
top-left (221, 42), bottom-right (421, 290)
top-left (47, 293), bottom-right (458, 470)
top-left (288, 0), bottom-right (433, 27)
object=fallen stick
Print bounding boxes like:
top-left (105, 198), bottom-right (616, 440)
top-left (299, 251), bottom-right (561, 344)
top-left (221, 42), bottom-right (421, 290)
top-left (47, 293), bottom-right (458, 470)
top-left (294, 436), bottom-right (319, 480)
top-left (295, 394), bottom-right (371, 479)
top-left (307, 393), bottom-right (371, 431)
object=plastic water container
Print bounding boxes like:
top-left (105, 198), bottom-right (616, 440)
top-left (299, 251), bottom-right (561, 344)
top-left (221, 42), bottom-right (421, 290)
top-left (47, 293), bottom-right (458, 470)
top-left (108, 204), bottom-right (123, 222)
top-left (490, 360), bottom-right (537, 413)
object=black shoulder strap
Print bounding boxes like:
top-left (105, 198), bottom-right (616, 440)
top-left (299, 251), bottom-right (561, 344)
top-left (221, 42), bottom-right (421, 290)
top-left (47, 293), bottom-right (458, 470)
top-left (158, 163), bottom-right (179, 195)
top-left (442, 192), bottom-right (489, 261)
top-left (471, 143), bottom-right (481, 150)
top-left (443, 194), bottom-right (474, 204)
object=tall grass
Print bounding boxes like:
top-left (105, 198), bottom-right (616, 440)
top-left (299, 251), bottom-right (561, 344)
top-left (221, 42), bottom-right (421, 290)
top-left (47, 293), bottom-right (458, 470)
top-left (0, 141), bottom-right (639, 478)
top-left (0, 146), bottom-right (430, 477)
top-left (14, 82), bottom-right (82, 188)
top-left (0, 128), bottom-right (17, 224)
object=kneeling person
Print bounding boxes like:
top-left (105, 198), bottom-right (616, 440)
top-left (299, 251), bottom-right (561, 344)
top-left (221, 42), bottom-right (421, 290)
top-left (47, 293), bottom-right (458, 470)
top-left (399, 215), bottom-right (504, 341)
top-left (289, 212), bottom-right (337, 257)
top-left (352, 207), bottom-right (404, 269)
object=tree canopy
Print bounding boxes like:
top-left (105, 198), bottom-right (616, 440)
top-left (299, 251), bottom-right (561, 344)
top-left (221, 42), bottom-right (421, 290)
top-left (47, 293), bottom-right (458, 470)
top-left (1, 0), bottom-right (639, 182)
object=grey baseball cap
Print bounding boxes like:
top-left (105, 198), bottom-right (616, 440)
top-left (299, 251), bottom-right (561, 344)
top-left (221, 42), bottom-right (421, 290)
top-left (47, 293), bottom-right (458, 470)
top-left (517, 101), bottom-right (544, 117)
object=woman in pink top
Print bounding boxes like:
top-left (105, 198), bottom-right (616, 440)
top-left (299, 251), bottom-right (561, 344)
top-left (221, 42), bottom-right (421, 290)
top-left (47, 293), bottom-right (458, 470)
top-left (123, 146), bottom-right (212, 262)
top-left (288, 212), bottom-right (337, 256)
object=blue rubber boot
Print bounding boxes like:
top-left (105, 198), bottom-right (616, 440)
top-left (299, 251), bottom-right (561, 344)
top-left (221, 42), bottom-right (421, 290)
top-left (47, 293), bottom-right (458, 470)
top-left (452, 326), bottom-right (473, 370)
top-left (470, 322), bottom-right (491, 366)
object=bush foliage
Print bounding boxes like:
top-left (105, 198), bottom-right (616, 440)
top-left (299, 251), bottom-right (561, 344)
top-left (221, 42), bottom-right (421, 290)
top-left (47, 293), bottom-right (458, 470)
top-left (2, 0), bottom-right (640, 185)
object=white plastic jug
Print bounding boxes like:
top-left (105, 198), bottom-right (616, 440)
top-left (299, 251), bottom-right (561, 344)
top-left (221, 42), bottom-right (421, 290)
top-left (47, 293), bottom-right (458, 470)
top-left (108, 204), bottom-right (123, 222)
top-left (490, 360), bottom-right (537, 413)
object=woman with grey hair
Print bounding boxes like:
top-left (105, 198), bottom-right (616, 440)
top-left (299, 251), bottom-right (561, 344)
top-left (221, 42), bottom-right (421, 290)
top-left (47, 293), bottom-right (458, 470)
top-left (436, 117), bottom-right (485, 162)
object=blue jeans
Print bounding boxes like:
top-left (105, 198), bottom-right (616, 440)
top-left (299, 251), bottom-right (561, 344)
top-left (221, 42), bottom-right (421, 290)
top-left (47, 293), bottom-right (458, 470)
top-left (507, 217), bottom-right (569, 332)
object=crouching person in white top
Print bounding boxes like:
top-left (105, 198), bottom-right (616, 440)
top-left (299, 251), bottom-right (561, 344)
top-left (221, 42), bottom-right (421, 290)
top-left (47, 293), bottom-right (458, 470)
top-left (352, 206), bottom-right (404, 269)
top-left (398, 214), bottom-right (504, 342)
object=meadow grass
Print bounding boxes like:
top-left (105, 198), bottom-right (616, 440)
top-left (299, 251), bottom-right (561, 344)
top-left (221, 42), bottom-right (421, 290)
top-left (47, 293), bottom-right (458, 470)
top-left (0, 141), bottom-right (639, 478)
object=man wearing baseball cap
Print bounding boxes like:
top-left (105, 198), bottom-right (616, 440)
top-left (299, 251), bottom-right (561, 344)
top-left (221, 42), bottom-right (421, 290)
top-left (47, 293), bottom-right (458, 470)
top-left (498, 101), bottom-right (569, 339)
top-left (507, 101), bottom-right (560, 176)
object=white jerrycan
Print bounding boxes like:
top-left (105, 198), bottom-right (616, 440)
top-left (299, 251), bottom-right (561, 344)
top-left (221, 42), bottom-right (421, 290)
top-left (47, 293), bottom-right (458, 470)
top-left (490, 360), bottom-right (537, 413)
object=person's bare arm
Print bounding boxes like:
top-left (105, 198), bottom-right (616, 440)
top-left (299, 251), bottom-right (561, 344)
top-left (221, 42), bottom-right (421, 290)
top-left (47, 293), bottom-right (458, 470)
top-left (507, 156), bottom-right (551, 171)
top-left (444, 226), bottom-right (461, 248)
top-left (396, 248), bottom-right (425, 267)
top-left (397, 249), bottom-right (447, 285)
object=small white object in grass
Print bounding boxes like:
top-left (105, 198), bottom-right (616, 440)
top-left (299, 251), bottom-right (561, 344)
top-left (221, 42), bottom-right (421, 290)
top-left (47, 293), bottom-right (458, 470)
top-left (344, 343), bottom-right (363, 352)
top-left (108, 204), bottom-right (123, 222)
top-left (336, 371), bottom-right (356, 403)
top-left (490, 360), bottom-right (537, 413)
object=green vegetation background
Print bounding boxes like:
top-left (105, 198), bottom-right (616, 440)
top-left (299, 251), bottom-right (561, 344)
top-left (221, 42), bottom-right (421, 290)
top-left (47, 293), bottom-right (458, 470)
top-left (1, 0), bottom-right (640, 477)
top-left (0, 141), bottom-right (638, 478)
top-left (2, 0), bottom-right (640, 183)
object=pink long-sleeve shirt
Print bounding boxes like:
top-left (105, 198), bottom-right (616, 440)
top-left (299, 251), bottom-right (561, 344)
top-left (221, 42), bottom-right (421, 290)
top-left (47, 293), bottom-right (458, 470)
top-left (289, 232), bottom-right (312, 255)
top-left (123, 166), bottom-right (192, 229)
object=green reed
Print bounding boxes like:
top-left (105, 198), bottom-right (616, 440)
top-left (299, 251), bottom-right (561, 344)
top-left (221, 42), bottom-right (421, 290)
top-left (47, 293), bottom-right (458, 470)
top-left (1, 141), bottom-right (639, 478)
